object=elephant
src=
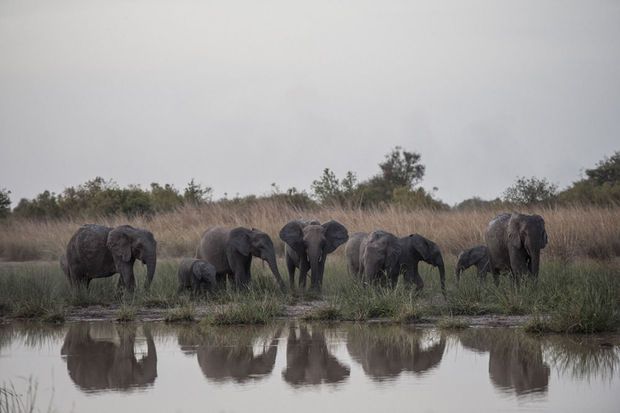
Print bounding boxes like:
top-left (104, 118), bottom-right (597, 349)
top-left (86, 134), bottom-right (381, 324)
top-left (178, 325), bottom-right (281, 383)
top-left (65, 224), bottom-right (157, 292)
top-left (485, 213), bottom-right (548, 283)
top-left (358, 230), bottom-right (402, 286)
top-left (279, 219), bottom-right (349, 292)
top-left (344, 232), bottom-right (367, 276)
top-left (196, 226), bottom-right (285, 290)
top-left (60, 323), bottom-right (158, 392)
top-left (397, 234), bottom-right (446, 295)
top-left (177, 258), bottom-right (217, 295)
top-left (346, 325), bottom-right (445, 381)
top-left (458, 329), bottom-right (549, 396)
top-left (455, 245), bottom-right (490, 284)
top-left (282, 325), bottom-right (350, 386)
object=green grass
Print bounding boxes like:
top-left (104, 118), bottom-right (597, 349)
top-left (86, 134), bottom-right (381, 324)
top-left (0, 258), bottom-right (618, 332)
top-left (164, 301), bottom-right (196, 322)
top-left (437, 317), bottom-right (469, 330)
top-left (116, 304), bottom-right (136, 322)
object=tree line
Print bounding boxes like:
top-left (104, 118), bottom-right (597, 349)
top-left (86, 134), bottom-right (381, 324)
top-left (0, 148), bottom-right (618, 220)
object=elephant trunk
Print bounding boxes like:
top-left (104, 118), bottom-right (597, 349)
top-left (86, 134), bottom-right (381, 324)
top-left (266, 255), bottom-right (285, 290)
top-left (144, 253), bottom-right (156, 290)
top-left (530, 250), bottom-right (540, 278)
top-left (437, 257), bottom-right (446, 297)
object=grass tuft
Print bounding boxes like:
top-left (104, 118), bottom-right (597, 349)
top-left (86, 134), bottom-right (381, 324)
top-left (203, 296), bottom-right (282, 326)
top-left (437, 317), bottom-right (469, 330)
top-left (302, 305), bottom-right (343, 321)
top-left (115, 304), bottom-right (136, 322)
top-left (164, 303), bottom-right (196, 322)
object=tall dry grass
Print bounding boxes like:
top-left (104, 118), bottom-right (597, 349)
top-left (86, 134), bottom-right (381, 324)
top-left (1, 201), bottom-right (619, 262)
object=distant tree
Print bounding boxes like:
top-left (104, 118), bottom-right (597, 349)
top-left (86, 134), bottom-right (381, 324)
top-left (503, 176), bottom-right (558, 205)
top-left (183, 179), bottom-right (212, 205)
top-left (311, 168), bottom-right (359, 206)
top-left (392, 187), bottom-right (449, 210)
top-left (13, 190), bottom-right (62, 219)
top-left (0, 188), bottom-right (11, 218)
top-left (584, 151), bottom-right (620, 185)
top-left (150, 183), bottom-right (183, 212)
top-left (454, 196), bottom-right (506, 211)
top-left (378, 146), bottom-right (425, 189)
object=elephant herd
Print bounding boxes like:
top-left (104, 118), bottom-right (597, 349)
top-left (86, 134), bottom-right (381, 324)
top-left (57, 323), bottom-right (550, 396)
top-left (60, 212), bottom-right (548, 295)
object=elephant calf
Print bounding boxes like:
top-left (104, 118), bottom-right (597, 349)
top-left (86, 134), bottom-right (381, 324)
top-left (177, 258), bottom-right (217, 294)
top-left (455, 245), bottom-right (490, 284)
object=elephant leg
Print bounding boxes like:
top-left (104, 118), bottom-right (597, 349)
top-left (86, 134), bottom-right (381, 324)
top-left (411, 266), bottom-right (424, 292)
top-left (476, 263), bottom-right (487, 283)
top-left (492, 270), bottom-right (500, 287)
top-left (215, 273), bottom-right (228, 291)
top-left (286, 255), bottom-right (297, 290)
top-left (388, 265), bottom-right (400, 288)
top-left (299, 261), bottom-right (309, 290)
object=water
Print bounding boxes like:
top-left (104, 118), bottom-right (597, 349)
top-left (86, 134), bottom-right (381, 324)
top-left (1, 322), bottom-right (618, 413)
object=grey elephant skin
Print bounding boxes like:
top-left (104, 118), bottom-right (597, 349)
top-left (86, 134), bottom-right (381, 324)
top-left (455, 245), bottom-right (490, 284)
top-left (177, 258), bottom-right (217, 294)
top-left (279, 219), bottom-right (349, 292)
top-left (65, 224), bottom-right (157, 291)
top-left (347, 231), bottom-right (446, 295)
top-left (485, 213), bottom-right (548, 282)
top-left (196, 226), bottom-right (285, 290)
top-left (358, 230), bottom-right (402, 286)
top-left (61, 324), bottom-right (157, 392)
top-left (59, 254), bottom-right (69, 277)
top-left (398, 234), bottom-right (446, 295)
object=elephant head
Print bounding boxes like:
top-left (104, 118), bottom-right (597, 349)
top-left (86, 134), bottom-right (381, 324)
top-left (279, 220), bottom-right (349, 291)
top-left (361, 231), bottom-right (402, 286)
top-left (398, 234), bottom-right (446, 294)
top-left (192, 260), bottom-right (216, 290)
top-left (228, 227), bottom-right (285, 288)
top-left (507, 213), bottom-right (548, 277)
top-left (106, 225), bottom-right (157, 290)
top-left (455, 245), bottom-right (490, 284)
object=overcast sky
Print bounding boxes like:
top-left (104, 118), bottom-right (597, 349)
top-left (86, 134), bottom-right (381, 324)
top-left (1, 0), bottom-right (618, 206)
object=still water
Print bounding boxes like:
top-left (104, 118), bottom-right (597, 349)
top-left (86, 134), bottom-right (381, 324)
top-left (1, 322), bottom-right (619, 413)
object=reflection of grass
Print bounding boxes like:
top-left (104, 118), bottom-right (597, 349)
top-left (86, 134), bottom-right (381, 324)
top-left (0, 258), bottom-right (618, 331)
top-left (543, 335), bottom-right (620, 381)
top-left (437, 317), bottom-right (469, 330)
top-left (0, 378), bottom-right (54, 413)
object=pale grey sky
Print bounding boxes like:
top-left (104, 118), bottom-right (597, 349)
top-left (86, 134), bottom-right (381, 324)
top-left (1, 0), bottom-right (619, 205)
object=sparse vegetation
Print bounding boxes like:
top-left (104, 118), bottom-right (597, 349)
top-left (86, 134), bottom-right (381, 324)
top-left (437, 317), bottom-right (469, 330)
top-left (164, 302), bottom-right (196, 322)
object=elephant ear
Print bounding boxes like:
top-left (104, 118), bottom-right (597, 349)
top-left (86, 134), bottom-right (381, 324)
top-left (229, 228), bottom-right (251, 257)
top-left (409, 235), bottom-right (433, 262)
top-left (322, 220), bottom-right (349, 254)
top-left (542, 228), bottom-right (549, 248)
top-left (107, 228), bottom-right (132, 262)
top-left (279, 221), bottom-right (305, 253)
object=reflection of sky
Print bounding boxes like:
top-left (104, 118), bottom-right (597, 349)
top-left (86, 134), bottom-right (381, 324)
top-left (0, 324), bottom-right (618, 413)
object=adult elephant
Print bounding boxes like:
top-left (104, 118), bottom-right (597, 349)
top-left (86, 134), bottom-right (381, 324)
top-left (65, 224), bottom-right (157, 292)
top-left (60, 324), bottom-right (158, 392)
top-left (279, 219), bottom-right (349, 292)
top-left (358, 230), bottom-right (402, 286)
top-left (398, 234), bottom-right (446, 295)
top-left (196, 226), bottom-right (285, 290)
top-left (485, 213), bottom-right (548, 283)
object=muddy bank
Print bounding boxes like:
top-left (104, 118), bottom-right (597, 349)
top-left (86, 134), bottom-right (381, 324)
top-left (1, 301), bottom-right (534, 327)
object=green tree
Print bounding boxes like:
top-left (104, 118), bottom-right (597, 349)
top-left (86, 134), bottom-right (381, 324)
top-left (13, 190), bottom-right (62, 219)
top-left (584, 151), bottom-right (620, 185)
top-left (379, 146), bottom-right (425, 189)
top-left (150, 183), bottom-right (183, 211)
top-left (0, 188), bottom-right (11, 218)
top-left (311, 168), bottom-right (358, 206)
top-left (183, 179), bottom-right (212, 205)
top-left (503, 176), bottom-right (558, 205)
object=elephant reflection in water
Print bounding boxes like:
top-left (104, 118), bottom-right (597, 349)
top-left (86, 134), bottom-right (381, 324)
top-left (283, 325), bottom-right (350, 386)
top-left (178, 325), bottom-right (281, 383)
top-left (60, 323), bottom-right (157, 392)
top-left (346, 325), bottom-right (445, 380)
top-left (459, 329), bottom-right (549, 396)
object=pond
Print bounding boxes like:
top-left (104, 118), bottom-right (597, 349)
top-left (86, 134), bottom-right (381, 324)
top-left (1, 322), bottom-right (619, 413)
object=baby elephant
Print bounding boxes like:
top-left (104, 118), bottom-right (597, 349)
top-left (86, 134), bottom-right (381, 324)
top-left (177, 258), bottom-right (217, 294)
top-left (455, 245), bottom-right (490, 285)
